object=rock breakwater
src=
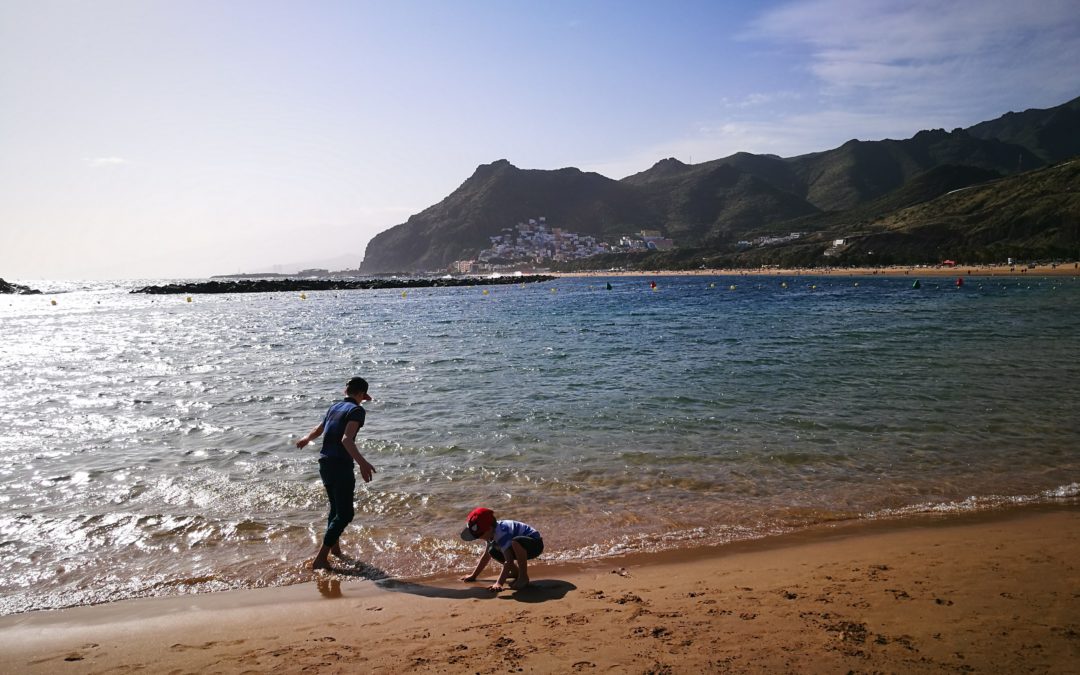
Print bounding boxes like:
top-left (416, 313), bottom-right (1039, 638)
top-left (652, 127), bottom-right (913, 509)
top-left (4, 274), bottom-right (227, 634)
top-left (0, 279), bottom-right (41, 295)
top-left (132, 275), bottom-right (555, 294)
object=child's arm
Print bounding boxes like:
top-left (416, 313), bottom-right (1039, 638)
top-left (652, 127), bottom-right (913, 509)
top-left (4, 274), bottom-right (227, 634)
top-left (341, 421), bottom-right (376, 482)
top-left (461, 549), bottom-right (492, 582)
top-left (492, 557), bottom-right (513, 590)
top-left (295, 423), bottom-right (324, 449)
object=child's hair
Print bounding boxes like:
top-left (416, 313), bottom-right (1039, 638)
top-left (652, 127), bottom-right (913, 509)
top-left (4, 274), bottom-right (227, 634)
top-left (346, 377), bottom-right (369, 396)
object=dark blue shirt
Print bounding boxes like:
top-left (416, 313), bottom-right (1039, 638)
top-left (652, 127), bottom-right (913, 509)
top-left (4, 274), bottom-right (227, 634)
top-left (319, 397), bottom-right (366, 461)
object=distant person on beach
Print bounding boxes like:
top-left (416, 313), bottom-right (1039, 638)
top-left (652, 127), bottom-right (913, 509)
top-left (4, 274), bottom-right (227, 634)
top-left (295, 377), bottom-right (377, 570)
top-left (459, 507), bottom-right (543, 591)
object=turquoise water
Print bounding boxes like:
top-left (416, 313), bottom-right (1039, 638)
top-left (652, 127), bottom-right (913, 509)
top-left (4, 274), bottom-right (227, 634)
top-left (1, 275), bottom-right (1078, 614)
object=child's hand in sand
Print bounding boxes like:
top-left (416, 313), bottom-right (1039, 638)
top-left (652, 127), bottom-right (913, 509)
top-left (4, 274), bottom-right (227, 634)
top-left (488, 583), bottom-right (504, 592)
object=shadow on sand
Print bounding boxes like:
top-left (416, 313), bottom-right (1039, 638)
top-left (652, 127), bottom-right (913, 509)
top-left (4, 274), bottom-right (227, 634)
top-left (378, 578), bottom-right (577, 603)
top-left (312, 558), bottom-right (575, 603)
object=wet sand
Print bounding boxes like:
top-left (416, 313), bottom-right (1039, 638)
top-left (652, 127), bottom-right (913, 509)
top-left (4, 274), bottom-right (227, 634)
top-left (2, 506), bottom-right (1077, 673)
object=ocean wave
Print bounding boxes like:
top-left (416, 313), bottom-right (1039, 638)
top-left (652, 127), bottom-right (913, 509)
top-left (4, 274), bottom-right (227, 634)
top-left (864, 482), bottom-right (1080, 519)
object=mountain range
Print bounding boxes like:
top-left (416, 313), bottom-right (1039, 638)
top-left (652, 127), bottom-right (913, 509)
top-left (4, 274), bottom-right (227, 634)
top-left (360, 96), bottom-right (1080, 273)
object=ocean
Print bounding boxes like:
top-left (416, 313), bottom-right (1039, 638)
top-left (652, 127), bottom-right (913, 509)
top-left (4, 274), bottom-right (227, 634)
top-left (1, 274), bottom-right (1078, 615)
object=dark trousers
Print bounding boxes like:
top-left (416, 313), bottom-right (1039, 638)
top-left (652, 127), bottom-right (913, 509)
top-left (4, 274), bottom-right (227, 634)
top-left (489, 536), bottom-right (544, 562)
top-left (319, 459), bottom-right (355, 547)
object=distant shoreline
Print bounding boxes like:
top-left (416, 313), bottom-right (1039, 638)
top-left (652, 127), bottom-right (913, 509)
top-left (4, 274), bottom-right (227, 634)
top-left (556, 262), bottom-right (1080, 278)
top-left (131, 274), bottom-right (555, 294)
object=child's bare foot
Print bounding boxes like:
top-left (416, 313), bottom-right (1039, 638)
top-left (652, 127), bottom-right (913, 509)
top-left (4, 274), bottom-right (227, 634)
top-left (312, 559), bottom-right (332, 571)
top-left (461, 575), bottom-right (477, 583)
top-left (509, 575), bottom-right (530, 590)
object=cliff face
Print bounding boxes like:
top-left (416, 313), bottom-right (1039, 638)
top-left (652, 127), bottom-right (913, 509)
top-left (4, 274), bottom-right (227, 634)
top-left (360, 96), bottom-right (1080, 274)
top-left (361, 160), bottom-right (652, 273)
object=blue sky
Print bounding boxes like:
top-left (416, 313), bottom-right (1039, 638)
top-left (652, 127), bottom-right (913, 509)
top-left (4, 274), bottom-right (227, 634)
top-left (2, 0), bottom-right (1078, 279)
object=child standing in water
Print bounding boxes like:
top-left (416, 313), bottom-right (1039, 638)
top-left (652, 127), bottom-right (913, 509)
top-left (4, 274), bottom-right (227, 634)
top-left (295, 377), bottom-right (376, 570)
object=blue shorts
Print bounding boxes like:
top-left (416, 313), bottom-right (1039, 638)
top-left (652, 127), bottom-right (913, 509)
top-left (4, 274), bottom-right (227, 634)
top-left (489, 536), bottom-right (544, 562)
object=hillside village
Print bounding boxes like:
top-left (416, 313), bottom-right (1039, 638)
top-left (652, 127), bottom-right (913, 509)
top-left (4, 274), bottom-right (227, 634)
top-left (453, 217), bottom-right (674, 273)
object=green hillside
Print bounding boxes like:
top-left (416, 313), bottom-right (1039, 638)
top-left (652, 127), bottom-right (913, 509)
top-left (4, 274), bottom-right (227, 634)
top-left (360, 96), bottom-right (1080, 274)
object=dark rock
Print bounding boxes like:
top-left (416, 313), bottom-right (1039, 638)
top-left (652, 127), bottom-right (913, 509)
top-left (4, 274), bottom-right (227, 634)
top-left (0, 278), bottom-right (42, 295)
top-left (131, 275), bottom-right (555, 295)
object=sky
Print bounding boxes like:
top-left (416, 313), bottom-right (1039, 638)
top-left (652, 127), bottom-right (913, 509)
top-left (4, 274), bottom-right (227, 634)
top-left (1, 0), bottom-right (1078, 279)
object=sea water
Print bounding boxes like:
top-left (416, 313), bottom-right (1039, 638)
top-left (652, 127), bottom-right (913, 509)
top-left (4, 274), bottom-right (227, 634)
top-left (1, 275), bottom-right (1077, 614)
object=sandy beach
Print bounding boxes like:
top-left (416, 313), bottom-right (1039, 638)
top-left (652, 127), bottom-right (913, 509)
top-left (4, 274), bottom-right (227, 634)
top-left (2, 506), bottom-right (1077, 674)
top-left (558, 263), bottom-right (1080, 278)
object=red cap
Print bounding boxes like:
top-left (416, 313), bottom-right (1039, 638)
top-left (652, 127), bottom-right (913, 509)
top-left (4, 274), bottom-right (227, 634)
top-left (460, 507), bottom-right (495, 541)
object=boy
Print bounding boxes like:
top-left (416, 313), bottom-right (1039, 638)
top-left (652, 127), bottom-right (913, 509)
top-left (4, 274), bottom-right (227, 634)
top-left (459, 507), bottom-right (544, 591)
top-left (296, 376), bottom-right (377, 570)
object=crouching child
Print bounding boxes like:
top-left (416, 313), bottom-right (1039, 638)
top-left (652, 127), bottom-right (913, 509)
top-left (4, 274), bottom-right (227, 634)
top-left (459, 507), bottom-right (543, 591)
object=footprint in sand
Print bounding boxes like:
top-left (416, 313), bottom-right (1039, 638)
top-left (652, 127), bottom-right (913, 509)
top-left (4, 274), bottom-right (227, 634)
top-left (61, 643), bottom-right (99, 662)
top-left (631, 626), bottom-right (671, 638)
top-left (170, 640), bottom-right (245, 651)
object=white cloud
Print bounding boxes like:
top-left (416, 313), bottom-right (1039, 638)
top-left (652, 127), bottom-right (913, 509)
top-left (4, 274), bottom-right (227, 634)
top-left (722, 91), bottom-right (802, 110)
top-left (587, 0), bottom-right (1080, 178)
top-left (84, 157), bottom-right (130, 167)
top-left (748, 0), bottom-right (1080, 115)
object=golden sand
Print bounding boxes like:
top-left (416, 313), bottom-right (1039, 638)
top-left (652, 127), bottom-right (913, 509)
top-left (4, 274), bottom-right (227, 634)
top-left (2, 506), bottom-right (1077, 673)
